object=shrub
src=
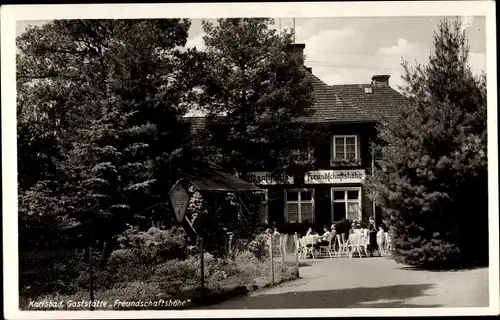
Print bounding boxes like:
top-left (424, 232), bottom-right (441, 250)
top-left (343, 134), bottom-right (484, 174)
top-left (114, 226), bottom-right (190, 263)
top-left (334, 219), bottom-right (352, 238)
top-left (247, 233), bottom-right (269, 260)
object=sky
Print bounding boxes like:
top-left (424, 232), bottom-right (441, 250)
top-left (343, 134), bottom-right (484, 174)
top-left (17, 16), bottom-right (486, 92)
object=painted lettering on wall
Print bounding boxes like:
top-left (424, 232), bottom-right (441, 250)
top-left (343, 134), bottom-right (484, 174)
top-left (247, 172), bottom-right (294, 185)
top-left (305, 170), bottom-right (366, 184)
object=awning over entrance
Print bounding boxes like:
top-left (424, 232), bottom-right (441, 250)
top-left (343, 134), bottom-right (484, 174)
top-left (180, 166), bottom-right (262, 192)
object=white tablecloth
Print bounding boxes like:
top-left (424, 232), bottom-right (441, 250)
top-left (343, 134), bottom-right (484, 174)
top-left (348, 233), bottom-right (370, 245)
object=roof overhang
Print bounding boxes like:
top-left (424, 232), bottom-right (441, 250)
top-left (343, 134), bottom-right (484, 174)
top-left (180, 166), bottom-right (262, 192)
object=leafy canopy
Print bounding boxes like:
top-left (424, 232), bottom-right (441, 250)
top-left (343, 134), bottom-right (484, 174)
top-left (17, 19), bottom-right (205, 249)
top-left (197, 18), bottom-right (316, 176)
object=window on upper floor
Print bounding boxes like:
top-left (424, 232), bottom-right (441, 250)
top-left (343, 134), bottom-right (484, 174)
top-left (332, 135), bottom-right (358, 161)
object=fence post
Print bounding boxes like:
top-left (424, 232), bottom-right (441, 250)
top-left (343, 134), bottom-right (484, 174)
top-left (269, 234), bottom-right (274, 286)
top-left (88, 247), bottom-right (94, 311)
top-left (199, 236), bottom-right (204, 297)
top-left (294, 232), bottom-right (299, 278)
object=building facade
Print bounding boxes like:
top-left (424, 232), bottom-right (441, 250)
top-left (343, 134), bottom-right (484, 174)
top-left (186, 44), bottom-right (406, 232)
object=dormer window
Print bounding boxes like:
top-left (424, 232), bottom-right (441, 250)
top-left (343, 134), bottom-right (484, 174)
top-left (332, 135), bottom-right (358, 161)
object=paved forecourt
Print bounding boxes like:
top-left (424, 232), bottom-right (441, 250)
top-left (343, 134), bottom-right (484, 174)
top-left (202, 256), bottom-right (489, 309)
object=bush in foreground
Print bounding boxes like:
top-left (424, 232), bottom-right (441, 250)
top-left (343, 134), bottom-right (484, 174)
top-left (21, 242), bottom-right (298, 310)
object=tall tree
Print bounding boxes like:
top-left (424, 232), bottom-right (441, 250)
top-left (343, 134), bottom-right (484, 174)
top-left (366, 19), bottom-right (487, 268)
top-left (197, 18), bottom-right (316, 177)
top-left (17, 19), bottom-right (204, 249)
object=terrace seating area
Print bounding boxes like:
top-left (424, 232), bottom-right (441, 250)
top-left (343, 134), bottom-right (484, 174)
top-left (267, 222), bottom-right (394, 260)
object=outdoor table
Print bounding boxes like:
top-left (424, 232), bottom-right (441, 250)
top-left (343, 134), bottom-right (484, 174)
top-left (303, 235), bottom-right (321, 258)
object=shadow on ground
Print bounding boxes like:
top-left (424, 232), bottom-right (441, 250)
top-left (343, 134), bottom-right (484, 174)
top-left (398, 265), bottom-right (489, 272)
top-left (203, 284), bottom-right (441, 309)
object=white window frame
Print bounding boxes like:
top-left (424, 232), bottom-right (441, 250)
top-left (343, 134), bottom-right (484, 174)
top-left (332, 135), bottom-right (358, 161)
top-left (331, 187), bottom-right (362, 222)
top-left (284, 188), bottom-right (315, 224)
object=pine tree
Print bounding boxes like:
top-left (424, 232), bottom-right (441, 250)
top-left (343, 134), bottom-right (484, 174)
top-left (17, 19), bottom-right (205, 249)
top-left (366, 19), bottom-right (487, 268)
top-left (197, 18), bottom-right (316, 177)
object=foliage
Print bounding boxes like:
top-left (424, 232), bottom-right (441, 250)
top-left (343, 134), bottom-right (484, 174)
top-left (365, 19), bottom-right (487, 269)
top-left (16, 19), bottom-right (206, 250)
top-left (186, 190), bottom-right (263, 257)
top-left (333, 219), bottom-right (352, 239)
top-left (21, 248), bottom-right (298, 310)
top-left (197, 18), bottom-right (317, 177)
top-left (111, 226), bottom-right (191, 263)
top-left (247, 233), bottom-right (269, 260)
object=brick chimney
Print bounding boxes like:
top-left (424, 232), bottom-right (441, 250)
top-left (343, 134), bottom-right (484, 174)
top-left (371, 74), bottom-right (390, 86)
top-left (286, 43), bottom-right (306, 62)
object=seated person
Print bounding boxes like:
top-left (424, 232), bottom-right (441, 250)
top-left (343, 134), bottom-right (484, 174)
top-left (305, 227), bottom-right (317, 237)
top-left (353, 222), bottom-right (363, 234)
top-left (330, 224), bottom-right (337, 237)
top-left (316, 226), bottom-right (332, 247)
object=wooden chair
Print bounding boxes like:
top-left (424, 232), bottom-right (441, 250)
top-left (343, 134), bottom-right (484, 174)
top-left (337, 234), bottom-right (349, 258)
top-left (293, 233), bottom-right (298, 256)
top-left (318, 235), bottom-right (334, 258)
top-left (298, 237), bottom-right (308, 259)
top-left (348, 233), bottom-right (363, 258)
top-left (359, 230), bottom-right (370, 257)
top-left (271, 233), bottom-right (285, 260)
top-left (303, 236), bottom-right (317, 259)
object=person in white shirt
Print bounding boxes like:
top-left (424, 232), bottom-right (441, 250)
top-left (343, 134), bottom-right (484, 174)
top-left (321, 226), bottom-right (331, 241)
top-left (316, 226), bottom-right (331, 247)
top-left (377, 225), bottom-right (386, 256)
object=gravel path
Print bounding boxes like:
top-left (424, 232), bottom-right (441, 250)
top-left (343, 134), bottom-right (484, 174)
top-left (202, 257), bottom-right (489, 309)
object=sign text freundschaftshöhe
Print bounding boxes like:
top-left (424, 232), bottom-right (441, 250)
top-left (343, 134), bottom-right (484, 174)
top-left (247, 172), bottom-right (294, 185)
top-left (305, 169), bottom-right (365, 184)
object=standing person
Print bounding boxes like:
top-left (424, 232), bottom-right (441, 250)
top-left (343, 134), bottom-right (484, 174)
top-left (330, 224), bottom-right (338, 251)
top-left (377, 225), bottom-right (386, 257)
top-left (368, 218), bottom-right (378, 257)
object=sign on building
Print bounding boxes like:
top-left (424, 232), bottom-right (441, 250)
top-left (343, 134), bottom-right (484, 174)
top-left (305, 169), bottom-right (366, 184)
top-left (169, 180), bottom-right (190, 223)
top-left (246, 172), bottom-right (294, 185)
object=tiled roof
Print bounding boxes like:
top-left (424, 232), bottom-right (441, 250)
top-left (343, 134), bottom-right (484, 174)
top-left (182, 68), bottom-right (406, 129)
top-left (300, 68), bottom-right (375, 123)
top-left (330, 83), bottom-right (407, 122)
